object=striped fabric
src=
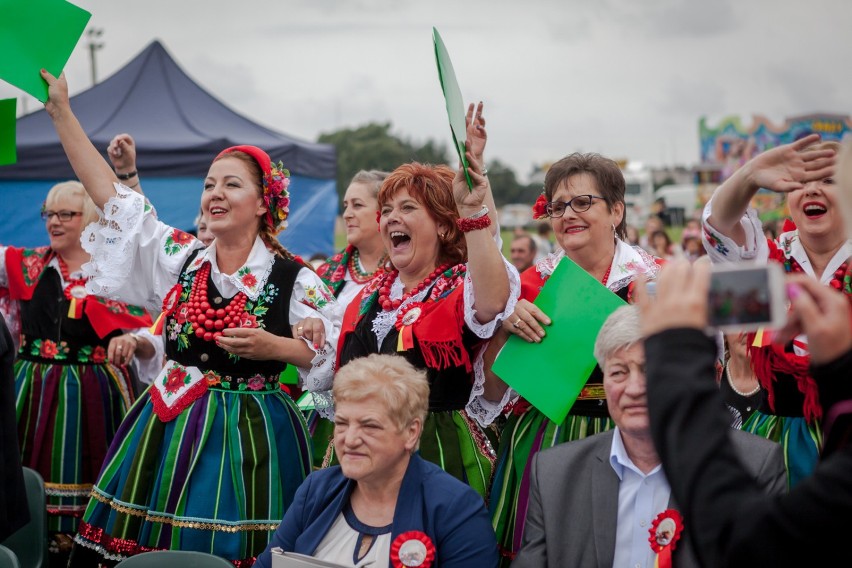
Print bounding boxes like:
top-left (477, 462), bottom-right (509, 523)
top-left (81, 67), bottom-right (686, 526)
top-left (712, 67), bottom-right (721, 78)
top-left (15, 359), bottom-right (134, 534)
top-left (742, 411), bottom-right (822, 488)
top-left (70, 387), bottom-right (311, 566)
top-left (489, 408), bottom-right (613, 567)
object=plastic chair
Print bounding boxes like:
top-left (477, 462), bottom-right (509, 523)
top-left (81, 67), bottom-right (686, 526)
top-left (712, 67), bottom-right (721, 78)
top-left (117, 550), bottom-right (234, 567)
top-left (1, 467), bottom-right (46, 568)
top-left (0, 545), bottom-right (21, 568)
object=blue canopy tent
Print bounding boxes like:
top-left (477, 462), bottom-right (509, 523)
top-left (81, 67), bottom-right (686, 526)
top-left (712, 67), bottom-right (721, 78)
top-left (0, 40), bottom-right (337, 258)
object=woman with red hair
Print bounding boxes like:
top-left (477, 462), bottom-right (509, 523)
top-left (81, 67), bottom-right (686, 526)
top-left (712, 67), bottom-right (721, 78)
top-left (335, 149), bottom-right (519, 499)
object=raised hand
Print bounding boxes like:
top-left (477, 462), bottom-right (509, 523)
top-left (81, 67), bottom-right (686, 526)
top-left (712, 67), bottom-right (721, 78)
top-left (107, 134), bottom-right (138, 173)
top-left (465, 102), bottom-right (487, 162)
top-left (744, 133), bottom-right (836, 193)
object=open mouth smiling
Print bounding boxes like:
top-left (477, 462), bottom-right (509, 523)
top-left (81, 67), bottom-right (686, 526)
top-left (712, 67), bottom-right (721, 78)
top-left (802, 201), bottom-right (827, 218)
top-left (389, 231), bottom-right (411, 247)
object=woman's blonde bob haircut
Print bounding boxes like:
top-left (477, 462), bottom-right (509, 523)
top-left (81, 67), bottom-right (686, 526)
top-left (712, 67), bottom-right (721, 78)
top-left (333, 353), bottom-right (429, 432)
top-left (44, 180), bottom-right (99, 227)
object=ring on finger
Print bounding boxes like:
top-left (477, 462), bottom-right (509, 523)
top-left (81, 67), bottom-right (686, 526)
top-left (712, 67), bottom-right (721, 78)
top-left (512, 317), bottom-right (522, 329)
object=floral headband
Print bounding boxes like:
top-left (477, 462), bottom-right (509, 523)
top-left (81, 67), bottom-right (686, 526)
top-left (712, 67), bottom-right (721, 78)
top-left (532, 193), bottom-right (549, 220)
top-left (215, 145), bottom-right (291, 234)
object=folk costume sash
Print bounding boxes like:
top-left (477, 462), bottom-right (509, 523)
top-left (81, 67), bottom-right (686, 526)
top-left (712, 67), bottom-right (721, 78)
top-left (338, 265), bottom-right (470, 373)
top-left (4, 246), bottom-right (152, 338)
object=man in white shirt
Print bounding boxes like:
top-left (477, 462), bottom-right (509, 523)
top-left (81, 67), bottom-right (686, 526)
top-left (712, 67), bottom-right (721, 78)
top-left (512, 305), bottom-right (786, 568)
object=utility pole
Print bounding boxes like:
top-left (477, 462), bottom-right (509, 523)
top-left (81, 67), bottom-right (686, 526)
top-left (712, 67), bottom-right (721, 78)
top-left (86, 27), bottom-right (104, 86)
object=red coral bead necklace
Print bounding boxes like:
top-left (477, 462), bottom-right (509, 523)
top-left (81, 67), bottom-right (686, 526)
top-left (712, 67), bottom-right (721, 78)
top-left (187, 262), bottom-right (248, 342)
top-left (377, 263), bottom-right (451, 311)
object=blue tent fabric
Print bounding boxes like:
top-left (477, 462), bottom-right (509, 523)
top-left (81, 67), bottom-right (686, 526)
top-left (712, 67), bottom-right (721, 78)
top-left (0, 40), bottom-right (337, 258)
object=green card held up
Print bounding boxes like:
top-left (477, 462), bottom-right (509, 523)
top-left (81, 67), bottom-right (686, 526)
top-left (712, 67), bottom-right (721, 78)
top-left (492, 256), bottom-right (626, 424)
top-left (432, 27), bottom-right (473, 190)
top-left (0, 0), bottom-right (92, 102)
top-left (0, 98), bottom-right (16, 165)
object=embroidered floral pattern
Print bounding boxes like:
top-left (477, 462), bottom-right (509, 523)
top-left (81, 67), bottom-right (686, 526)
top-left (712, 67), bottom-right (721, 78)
top-left (31, 338), bottom-right (70, 360)
top-left (203, 370), bottom-right (222, 386)
top-left (301, 284), bottom-right (334, 311)
top-left (164, 364), bottom-right (189, 395)
top-left (246, 374), bottom-right (266, 391)
top-left (164, 228), bottom-right (195, 256)
top-left (22, 248), bottom-right (49, 286)
top-left (703, 226), bottom-right (730, 256)
top-left (238, 267), bottom-right (259, 291)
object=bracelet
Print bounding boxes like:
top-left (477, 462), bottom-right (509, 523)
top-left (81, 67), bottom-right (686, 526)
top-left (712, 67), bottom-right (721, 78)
top-left (465, 206), bottom-right (489, 220)
top-left (456, 212), bottom-right (492, 233)
top-left (127, 181), bottom-right (140, 189)
top-left (116, 170), bottom-right (138, 180)
top-left (127, 333), bottom-right (139, 346)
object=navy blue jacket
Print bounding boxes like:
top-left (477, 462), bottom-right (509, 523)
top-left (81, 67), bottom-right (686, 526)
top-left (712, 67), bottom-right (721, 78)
top-left (255, 454), bottom-right (498, 567)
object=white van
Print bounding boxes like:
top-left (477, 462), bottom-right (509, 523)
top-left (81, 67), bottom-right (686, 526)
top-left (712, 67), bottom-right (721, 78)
top-left (655, 184), bottom-right (699, 224)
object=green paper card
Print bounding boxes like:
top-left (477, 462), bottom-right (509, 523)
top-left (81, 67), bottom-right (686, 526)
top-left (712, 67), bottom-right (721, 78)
top-left (492, 256), bottom-right (627, 424)
top-left (0, 98), bottom-right (16, 165)
top-left (432, 27), bottom-right (473, 190)
top-left (0, 0), bottom-right (92, 102)
top-left (279, 365), bottom-right (299, 385)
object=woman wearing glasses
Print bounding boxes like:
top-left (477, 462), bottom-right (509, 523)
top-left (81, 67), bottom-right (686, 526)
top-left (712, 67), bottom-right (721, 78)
top-left (483, 153), bottom-right (662, 565)
top-left (0, 180), bottom-right (159, 565)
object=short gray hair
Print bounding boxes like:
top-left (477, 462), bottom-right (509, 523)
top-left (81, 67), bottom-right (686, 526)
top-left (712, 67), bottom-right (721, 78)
top-left (593, 305), bottom-right (643, 367)
top-left (349, 170), bottom-right (390, 198)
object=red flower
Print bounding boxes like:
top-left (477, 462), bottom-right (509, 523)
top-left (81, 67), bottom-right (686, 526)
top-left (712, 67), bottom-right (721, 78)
top-left (247, 375), bottom-right (266, 391)
top-left (203, 370), bottom-right (221, 386)
top-left (164, 365), bottom-right (189, 394)
top-left (238, 313), bottom-right (258, 328)
top-left (241, 273), bottom-right (258, 288)
top-left (40, 339), bottom-right (59, 359)
top-left (532, 194), bottom-right (549, 220)
top-left (176, 303), bottom-right (190, 324)
top-left (92, 345), bottom-right (107, 363)
top-left (171, 229), bottom-right (194, 245)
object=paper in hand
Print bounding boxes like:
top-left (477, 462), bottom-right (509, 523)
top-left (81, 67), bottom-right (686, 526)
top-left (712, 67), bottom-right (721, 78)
top-left (432, 27), bottom-right (473, 190)
top-left (0, 0), bottom-right (92, 102)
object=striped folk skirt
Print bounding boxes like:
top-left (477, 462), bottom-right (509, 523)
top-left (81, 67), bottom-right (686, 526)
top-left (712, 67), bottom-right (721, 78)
top-left (15, 359), bottom-right (134, 537)
top-left (68, 386), bottom-right (312, 567)
top-left (743, 411), bottom-right (821, 489)
top-left (489, 407), bottom-right (613, 567)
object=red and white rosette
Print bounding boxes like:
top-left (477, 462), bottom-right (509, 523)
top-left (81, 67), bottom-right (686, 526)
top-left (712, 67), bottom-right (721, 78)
top-left (151, 283), bottom-right (183, 335)
top-left (395, 302), bottom-right (423, 352)
top-left (648, 509), bottom-right (684, 568)
top-left (390, 531), bottom-right (435, 568)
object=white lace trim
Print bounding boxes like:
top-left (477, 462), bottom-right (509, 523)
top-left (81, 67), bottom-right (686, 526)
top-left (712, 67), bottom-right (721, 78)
top-left (371, 276), bottom-right (428, 350)
top-left (467, 346), bottom-right (518, 427)
top-left (463, 255), bottom-right (521, 337)
top-left (186, 238), bottom-right (275, 301)
top-left (81, 183), bottom-right (148, 299)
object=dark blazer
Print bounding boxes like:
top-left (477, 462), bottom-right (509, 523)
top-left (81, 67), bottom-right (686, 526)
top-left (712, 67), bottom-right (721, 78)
top-left (0, 316), bottom-right (28, 541)
top-left (646, 329), bottom-right (852, 567)
top-left (255, 454), bottom-right (498, 568)
top-left (512, 426), bottom-right (786, 568)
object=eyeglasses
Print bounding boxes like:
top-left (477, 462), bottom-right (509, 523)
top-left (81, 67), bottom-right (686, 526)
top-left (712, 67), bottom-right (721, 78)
top-left (545, 195), bottom-right (607, 218)
top-left (41, 210), bottom-right (83, 222)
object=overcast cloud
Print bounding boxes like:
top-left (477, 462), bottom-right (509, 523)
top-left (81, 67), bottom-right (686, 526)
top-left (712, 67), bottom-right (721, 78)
top-left (3, 0), bottom-right (850, 181)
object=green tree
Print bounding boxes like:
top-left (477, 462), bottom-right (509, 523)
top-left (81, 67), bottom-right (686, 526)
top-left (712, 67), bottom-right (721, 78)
top-left (318, 122), bottom-right (452, 201)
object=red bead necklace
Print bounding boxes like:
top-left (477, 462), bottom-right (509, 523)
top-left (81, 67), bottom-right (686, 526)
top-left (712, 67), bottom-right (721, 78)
top-left (601, 263), bottom-right (612, 286)
top-left (187, 262), bottom-right (248, 342)
top-left (57, 255), bottom-right (88, 299)
top-left (378, 263), bottom-right (451, 311)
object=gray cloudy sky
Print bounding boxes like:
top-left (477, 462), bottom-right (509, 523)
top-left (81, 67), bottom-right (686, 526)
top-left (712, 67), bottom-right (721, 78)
top-left (4, 0), bottom-right (851, 182)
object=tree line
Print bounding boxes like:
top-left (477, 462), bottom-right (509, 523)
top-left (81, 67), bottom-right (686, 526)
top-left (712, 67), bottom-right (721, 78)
top-left (318, 122), bottom-right (544, 207)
